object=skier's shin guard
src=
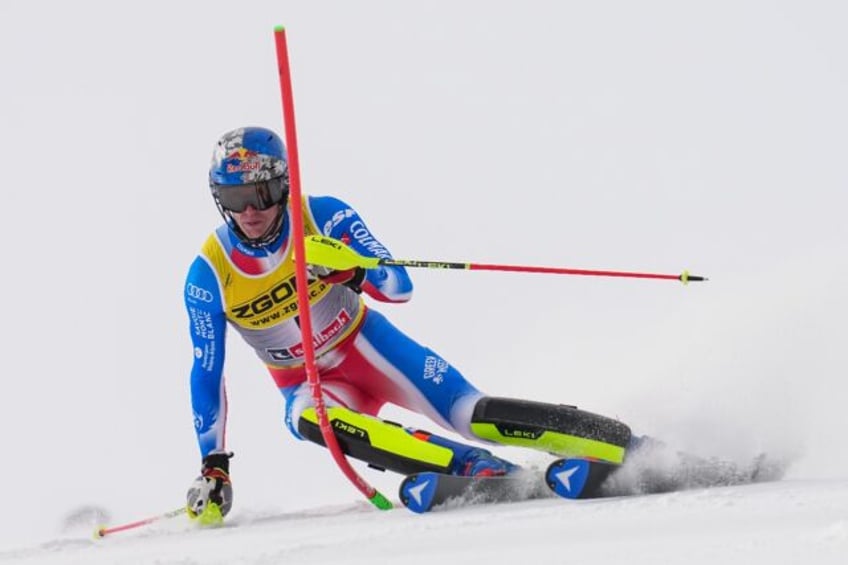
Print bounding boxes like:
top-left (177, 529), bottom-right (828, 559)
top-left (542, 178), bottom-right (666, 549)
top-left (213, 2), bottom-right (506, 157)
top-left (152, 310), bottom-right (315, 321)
top-left (470, 397), bottom-right (631, 464)
top-left (298, 407), bottom-right (456, 475)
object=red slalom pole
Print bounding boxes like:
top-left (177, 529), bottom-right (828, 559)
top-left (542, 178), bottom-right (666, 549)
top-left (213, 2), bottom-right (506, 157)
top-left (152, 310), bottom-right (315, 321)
top-left (273, 26), bottom-right (391, 510)
top-left (94, 508), bottom-right (186, 539)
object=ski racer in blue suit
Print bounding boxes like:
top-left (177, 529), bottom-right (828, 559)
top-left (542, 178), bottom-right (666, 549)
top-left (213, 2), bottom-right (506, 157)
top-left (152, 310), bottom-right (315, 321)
top-left (183, 127), bottom-right (633, 524)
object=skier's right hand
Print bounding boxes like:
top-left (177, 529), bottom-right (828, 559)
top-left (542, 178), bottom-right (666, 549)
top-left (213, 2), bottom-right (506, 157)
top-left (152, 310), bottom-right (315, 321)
top-left (186, 452), bottom-right (233, 525)
top-left (307, 263), bottom-right (366, 293)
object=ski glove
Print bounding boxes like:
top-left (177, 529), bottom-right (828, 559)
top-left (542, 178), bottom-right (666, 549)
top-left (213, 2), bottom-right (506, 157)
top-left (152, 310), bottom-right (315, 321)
top-left (307, 264), bottom-right (366, 294)
top-left (186, 452), bottom-right (234, 526)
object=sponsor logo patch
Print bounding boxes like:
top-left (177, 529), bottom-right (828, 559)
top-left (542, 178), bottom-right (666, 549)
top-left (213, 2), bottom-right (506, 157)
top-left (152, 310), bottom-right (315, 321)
top-left (423, 355), bottom-right (449, 385)
top-left (266, 310), bottom-right (352, 361)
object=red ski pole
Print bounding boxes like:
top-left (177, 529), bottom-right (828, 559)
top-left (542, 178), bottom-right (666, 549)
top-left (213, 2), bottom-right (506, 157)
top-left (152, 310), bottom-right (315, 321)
top-left (94, 507), bottom-right (186, 539)
top-left (273, 26), bottom-right (391, 510)
top-left (304, 235), bottom-right (709, 285)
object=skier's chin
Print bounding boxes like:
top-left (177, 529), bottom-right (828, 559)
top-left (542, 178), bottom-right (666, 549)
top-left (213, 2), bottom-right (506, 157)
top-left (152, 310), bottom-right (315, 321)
top-left (240, 222), bottom-right (271, 239)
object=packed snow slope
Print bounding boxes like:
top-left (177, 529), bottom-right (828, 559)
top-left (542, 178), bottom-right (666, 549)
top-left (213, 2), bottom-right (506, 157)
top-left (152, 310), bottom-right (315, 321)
top-left (3, 479), bottom-right (848, 565)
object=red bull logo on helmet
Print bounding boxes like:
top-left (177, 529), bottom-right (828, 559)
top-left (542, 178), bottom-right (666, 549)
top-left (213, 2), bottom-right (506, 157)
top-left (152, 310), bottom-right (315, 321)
top-left (225, 148), bottom-right (261, 173)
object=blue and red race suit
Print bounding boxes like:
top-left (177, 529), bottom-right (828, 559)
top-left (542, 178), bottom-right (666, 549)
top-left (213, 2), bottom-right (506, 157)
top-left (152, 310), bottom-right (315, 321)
top-left (184, 195), bottom-right (483, 459)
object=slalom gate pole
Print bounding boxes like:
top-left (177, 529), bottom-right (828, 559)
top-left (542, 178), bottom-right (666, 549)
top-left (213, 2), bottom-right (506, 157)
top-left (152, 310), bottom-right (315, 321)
top-left (94, 507), bottom-right (186, 539)
top-left (273, 26), bottom-right (391, 510)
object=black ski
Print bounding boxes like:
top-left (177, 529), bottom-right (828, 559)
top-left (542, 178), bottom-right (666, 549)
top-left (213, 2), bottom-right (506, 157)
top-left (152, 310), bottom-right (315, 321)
top-left (545, 451), bottom-right (789, 500)
top-left (400, 448), bottom-right (789, 513)
top-left (399, 470), bottom-right (549, 513)
top-left (544, 458), bottom-right (619, 499)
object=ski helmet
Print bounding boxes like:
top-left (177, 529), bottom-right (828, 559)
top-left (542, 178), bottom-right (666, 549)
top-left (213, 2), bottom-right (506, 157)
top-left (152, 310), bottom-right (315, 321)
top-left (209, 127), bottom-right (290, 246)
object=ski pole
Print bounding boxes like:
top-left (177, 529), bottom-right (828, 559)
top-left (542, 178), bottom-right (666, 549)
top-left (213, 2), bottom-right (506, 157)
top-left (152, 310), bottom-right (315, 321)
top-left (274, 26), bottom-right (392, 511)
top-left (94, 507), bottom-right (186, 539)
top-left (304, 235), bottom-right (708, 285)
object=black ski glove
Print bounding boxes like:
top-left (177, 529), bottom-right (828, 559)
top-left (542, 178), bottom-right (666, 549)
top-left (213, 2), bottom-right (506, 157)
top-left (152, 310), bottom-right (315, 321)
top-left (308, 264), bottom-right (366, 294)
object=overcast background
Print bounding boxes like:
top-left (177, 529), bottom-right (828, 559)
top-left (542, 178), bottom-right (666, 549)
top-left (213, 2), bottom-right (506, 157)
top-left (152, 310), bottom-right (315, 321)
top-left (0, 0), bottom-right (846, 549)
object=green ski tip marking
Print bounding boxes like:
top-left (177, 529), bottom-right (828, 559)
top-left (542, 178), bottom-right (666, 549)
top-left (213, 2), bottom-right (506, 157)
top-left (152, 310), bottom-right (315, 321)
top-left (370, 491), bottom-right (393, 510)
top-left (274, 25), bottom-right (285, 32)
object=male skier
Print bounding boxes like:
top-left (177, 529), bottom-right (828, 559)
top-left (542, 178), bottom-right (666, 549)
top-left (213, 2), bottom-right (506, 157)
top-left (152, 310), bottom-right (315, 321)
top-left (184, 127), bottom-right (631, 523)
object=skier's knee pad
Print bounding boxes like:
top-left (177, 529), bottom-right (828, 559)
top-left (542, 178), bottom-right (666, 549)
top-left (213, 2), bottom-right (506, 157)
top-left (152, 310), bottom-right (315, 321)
top-left (297, 406), bottom-right (455, 475)
top-left (469, 397), bottom-right (632, 464)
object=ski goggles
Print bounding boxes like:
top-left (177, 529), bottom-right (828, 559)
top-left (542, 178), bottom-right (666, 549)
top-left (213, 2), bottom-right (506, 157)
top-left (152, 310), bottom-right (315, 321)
top-left (212, 176), bottom-right (288, 213)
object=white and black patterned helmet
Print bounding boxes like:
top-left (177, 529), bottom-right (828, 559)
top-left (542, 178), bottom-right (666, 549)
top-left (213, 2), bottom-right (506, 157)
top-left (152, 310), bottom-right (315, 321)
top-left (209, 127), bottom-right (290, 246)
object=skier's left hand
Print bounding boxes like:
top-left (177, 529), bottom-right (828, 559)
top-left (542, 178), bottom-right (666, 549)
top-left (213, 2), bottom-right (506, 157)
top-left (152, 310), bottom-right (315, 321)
top-left (186, 452), bottom-right (234, 526)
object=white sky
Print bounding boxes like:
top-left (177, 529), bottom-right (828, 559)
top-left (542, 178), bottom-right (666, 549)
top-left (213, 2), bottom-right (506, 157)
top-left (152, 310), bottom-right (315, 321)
top-left (0, 0), bottom-right (846, 547)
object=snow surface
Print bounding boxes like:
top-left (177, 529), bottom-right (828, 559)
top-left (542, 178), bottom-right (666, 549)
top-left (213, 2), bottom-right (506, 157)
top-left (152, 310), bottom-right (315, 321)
top-left (2, 1), bottom-right (847, 563)
top-left (4, 480), bottom-right (848, 564)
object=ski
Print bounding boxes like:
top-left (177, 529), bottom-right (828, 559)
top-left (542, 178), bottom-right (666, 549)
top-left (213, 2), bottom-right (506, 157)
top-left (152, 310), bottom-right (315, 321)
top-left (399, 460), bottom-right (619, 513)
top-left (544, 451), bottom-right (789, 500)
top-left (544, 458), bottom-right (619, 499)
top-left (400, 452), bottom-right (790, 513)
top-left (399, 470), bottom-right (549, 513)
